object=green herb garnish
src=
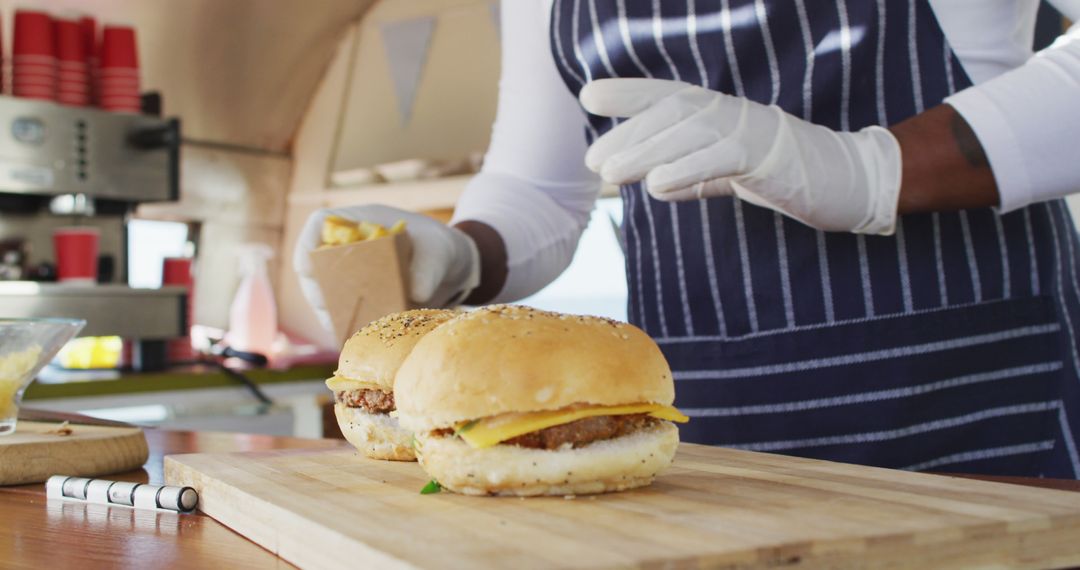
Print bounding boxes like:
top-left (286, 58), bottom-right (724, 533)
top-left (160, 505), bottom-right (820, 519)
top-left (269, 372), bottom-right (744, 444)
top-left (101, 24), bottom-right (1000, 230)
top-left (454, 420), bottom-right (478, 436)
top-left (420, 479), bottom-right (442, 495)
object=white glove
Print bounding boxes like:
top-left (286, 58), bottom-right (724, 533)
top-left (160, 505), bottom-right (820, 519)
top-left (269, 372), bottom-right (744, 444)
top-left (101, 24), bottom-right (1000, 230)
top-left (293, 205), bottom-right (480, 332)
top-left (580, 78), bottom-right (902, 235)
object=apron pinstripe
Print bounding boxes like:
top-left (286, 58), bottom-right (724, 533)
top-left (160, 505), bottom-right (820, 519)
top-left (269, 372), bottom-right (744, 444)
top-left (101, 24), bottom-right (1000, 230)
top-left (551, 0), bottom-right (1080, 478)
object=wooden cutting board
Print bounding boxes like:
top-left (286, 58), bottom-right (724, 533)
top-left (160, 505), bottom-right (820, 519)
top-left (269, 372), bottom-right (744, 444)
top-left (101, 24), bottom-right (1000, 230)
top-left (0, 421), bottom-right (148, 485)
top-left (165, 443), bottom-right (1080, 569)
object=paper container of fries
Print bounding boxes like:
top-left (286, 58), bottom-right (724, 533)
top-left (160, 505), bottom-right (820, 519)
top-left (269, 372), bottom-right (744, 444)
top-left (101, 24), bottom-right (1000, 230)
top-left (308, 217), bottom-right (415, 345)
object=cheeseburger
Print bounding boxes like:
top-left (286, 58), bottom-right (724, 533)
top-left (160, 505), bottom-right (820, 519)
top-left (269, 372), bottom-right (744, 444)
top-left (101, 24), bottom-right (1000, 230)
top-left (327, 309), bottom-right (456, 461)
top-left (395, 305), bottom-right (688, 496)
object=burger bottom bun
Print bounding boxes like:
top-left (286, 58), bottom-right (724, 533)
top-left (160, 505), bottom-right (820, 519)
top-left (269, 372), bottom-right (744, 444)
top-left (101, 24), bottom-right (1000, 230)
top-left (335, 403), bottom-right (415, 461)
top-left (415, 421), bottom-right (678, 496)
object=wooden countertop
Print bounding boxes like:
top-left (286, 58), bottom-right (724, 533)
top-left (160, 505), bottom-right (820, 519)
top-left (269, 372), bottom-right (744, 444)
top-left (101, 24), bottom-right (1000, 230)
top-left (0, 427), bottom-right (349, 569)
top-left (1, 419), bottom-right (1077, 569)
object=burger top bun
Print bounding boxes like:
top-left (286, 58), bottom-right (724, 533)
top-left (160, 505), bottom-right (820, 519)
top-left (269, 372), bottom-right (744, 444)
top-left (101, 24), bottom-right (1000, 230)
top-left (335, 308), bottom-right (458, 391)
top-left (395, 305), bottom-right (674, 433)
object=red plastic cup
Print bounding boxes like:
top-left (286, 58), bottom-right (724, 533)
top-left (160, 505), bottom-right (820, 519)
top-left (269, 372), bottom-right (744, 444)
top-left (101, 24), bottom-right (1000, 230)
top-left (54, 227), bottom-right (100, 284)
top-left (162, 257), bottom-right (195, 362)
top-left (14, 11), bottom-right (56, 101)
top-left (14, 10), bottom-right (54, 57)
top-left (54, 19), bottom-right (85, 62)
top-left (98, 25), bottom-right (139, 112)
top-left (54, 18), bottom-right (88, 106)
top-left (162, 257), bottom-right (193, 287)
top-left (100, 25), bottom-right (138, 68)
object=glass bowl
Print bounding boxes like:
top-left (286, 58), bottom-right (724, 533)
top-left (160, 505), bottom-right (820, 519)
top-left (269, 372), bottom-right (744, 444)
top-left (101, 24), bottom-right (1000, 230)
top-left (0, 318), bottom-right (85, 435)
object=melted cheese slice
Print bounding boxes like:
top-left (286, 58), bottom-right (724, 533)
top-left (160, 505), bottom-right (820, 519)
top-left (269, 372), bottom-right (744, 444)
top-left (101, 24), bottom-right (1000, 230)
top-left (325, 375), bottom-right (384, 393)
top-left (456, 403), bottom-right (689, 449)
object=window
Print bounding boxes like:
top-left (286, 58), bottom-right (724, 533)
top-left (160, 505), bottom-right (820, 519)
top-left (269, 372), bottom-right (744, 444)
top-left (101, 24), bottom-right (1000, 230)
top-left (126, 219), bottom-right (191, 288)
top-left (517, 197), bottom-right (628, 321)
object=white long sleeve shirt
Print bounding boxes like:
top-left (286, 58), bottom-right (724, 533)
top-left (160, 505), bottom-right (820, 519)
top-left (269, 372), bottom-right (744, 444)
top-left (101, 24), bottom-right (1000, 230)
top-left (452, 0), bottom-right (1080, 302)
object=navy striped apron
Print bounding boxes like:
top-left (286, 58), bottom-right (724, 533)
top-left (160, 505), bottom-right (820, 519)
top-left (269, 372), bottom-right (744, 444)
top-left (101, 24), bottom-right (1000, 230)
top-left (551, 0), bottom-right (1080, 478)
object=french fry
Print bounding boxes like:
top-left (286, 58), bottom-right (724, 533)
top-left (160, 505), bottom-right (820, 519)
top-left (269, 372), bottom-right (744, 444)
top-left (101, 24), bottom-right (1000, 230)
top-left (368, 226), bottom-right (390, 240)
top-left (320, 216), bottom-right (409, 247)
top-left (356, 221), bottom-right (380, 240)
top-left (321, 215), bottom-right (364, 246)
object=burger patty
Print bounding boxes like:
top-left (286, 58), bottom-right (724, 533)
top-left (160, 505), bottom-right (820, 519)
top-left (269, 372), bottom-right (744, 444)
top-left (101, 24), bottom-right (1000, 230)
top-left (434, 414), bottom-right (659, 450)
top-left (506, 414), bottom-right (658, 450)
top-left (335, 388), bottom-right (394, 414)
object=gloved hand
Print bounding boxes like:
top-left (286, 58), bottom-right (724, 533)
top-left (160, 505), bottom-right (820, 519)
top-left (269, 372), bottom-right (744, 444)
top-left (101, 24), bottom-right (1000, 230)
top-left (293, 205), bottom-right (480, 332)
top-left (580, 78), bottom-right (902, 235)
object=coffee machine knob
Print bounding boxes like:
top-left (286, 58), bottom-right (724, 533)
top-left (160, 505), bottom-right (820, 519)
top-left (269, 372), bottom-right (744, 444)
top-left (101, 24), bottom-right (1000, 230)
top-left (127, 123), bottom-right (178, 150)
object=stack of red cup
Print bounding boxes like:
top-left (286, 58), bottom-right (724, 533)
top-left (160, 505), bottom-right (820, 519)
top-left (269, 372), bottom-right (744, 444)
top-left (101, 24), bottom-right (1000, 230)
top-left (12, 10), bottom-right (57, 101)
top-left (98, 25), bottom-right (141, 113)
top-left (55, 17), bottom-right (90, 107)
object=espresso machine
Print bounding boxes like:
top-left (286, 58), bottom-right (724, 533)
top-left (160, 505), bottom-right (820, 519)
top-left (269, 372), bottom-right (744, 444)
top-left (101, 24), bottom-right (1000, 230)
top-left (0, 94), bottom-right (184, 370)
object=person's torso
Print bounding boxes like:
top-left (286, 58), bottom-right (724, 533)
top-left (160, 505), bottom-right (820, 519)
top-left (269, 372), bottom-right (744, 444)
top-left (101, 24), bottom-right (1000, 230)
top-left (546, 0), bottom-right (1080, 478)
top-left (551, 0), bottom-right (1006, 338)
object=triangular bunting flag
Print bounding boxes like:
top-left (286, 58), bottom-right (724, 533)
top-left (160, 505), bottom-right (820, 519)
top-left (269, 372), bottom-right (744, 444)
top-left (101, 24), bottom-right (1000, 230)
top-left (380, 16), bottom-right (437, 126)
top-left (489, 2), bottom-right (500, 38)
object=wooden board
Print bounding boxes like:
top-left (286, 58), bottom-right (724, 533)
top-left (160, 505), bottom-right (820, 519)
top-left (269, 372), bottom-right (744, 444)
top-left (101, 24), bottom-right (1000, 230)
top-left (0, 422), bottom-right (148, 486)
top-left (165, 444), bottom-right (1080, 569)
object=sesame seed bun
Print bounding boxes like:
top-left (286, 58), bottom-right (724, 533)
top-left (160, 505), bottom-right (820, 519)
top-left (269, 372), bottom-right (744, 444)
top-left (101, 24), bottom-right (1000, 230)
top-left (335, 309), bottom-right (458, 391)
top-left (331, 309), bottom-right (457, 461)
top-left (334, 404), bottom-right (415, 461)
top-left (414, 422), bottom-right (678, 496)
top-left (395, 305), bottom-right (675, 433)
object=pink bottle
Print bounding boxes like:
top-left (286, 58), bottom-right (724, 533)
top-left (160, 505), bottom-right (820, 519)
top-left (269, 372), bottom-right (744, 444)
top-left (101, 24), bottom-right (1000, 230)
top-left (227, 244), bottom-right (277, 358)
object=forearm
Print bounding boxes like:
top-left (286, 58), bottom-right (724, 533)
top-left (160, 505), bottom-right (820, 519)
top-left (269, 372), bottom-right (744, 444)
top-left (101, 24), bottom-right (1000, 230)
top-left (454, 221), bottom-right (507, 305)
top-left (451, 171), bottom-right (596, 304)
top-left (891, 104), bottom-right (1000, 215)
top-left (892, 14), bottom-right (1080, 216)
